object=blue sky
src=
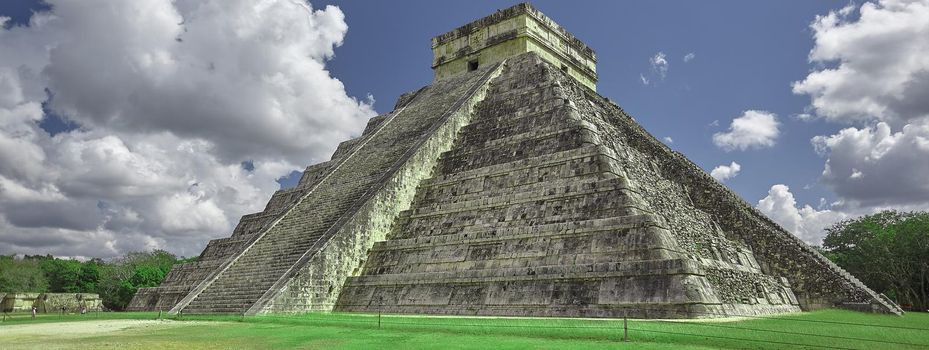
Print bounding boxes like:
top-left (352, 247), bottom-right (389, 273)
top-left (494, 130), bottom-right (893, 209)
top-left (1, 0), bottom-right (927, 257)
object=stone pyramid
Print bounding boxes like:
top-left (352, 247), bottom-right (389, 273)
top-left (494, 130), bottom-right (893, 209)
top-left (130, 3), bottom-right (900, 318)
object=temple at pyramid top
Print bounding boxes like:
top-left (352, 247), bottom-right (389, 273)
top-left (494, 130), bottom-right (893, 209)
top-left (432, 3), bottom-right (598, 90)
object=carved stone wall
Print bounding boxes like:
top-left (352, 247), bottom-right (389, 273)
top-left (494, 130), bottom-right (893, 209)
top-left (2, 293), bottom-right (102, 313)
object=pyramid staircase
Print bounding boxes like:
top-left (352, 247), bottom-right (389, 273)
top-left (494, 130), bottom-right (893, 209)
top-left (169, 63), bottom-right (504, 315)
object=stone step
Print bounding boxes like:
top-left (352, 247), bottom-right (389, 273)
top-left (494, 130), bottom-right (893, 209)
top-left (377, 214), bottom-right (661, 250)
top-left (185, 225), bottom-right (330, 308)
top-left (367, 245), bottom-right (768, 278)
top-left (196, 296), bottom-right (256, 306)
top-left (458, 103), bottom-right (572, 142)
top-left (185, 299), bottom-right (257, 308)
top-left (421, 144), bottom-right (609, 188)
top-left (191, 294), bottom-right (261, 302)
top-left (396, 204), bottom-right (641, 239)
top-left (211, 267), bottom-right (302, 281)
top-left (438, 129), bottom-right (585, 174)
top-left (467, 86), bottom-right (569, 122)
top-left (397, 187), bottom-right (646, 237)
top-left (345, 258), bottom-right (702, 286)
top-left (188, 297), bottom-right (259, 305)
top-left (413, 173), bottom-right (609, 208)
top-left (410, 177), bottom-right (632, 217)
top-left (409, 159), bottom-right (609, 213)
top-left (182, 307), bottom-right (247, 314)
top-left (228, 256), bottom-right (312, 269)
top-left (365, 216), bottom-right (682, 276)
top-left (194, 291), bottom-right (264, 298)
top-left (190, 288), bottom-right (267, 297)
top-left (208, 275), bottom-right (284, 286)
top-left (370, 247), bottom-right (688, 276)
top-left (441, 123), bottom-right (580, 160)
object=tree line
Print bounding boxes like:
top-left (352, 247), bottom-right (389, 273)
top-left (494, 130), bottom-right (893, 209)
top-left (0, 250), bottom-right (194, 311)
top-left (821, 210), bottom-right (929, 311)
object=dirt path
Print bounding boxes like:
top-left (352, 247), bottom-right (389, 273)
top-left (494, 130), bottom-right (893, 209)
top-left (3, 319), bottom-right (187, 337)
top-left (2, 319), bottom-right (217, 349)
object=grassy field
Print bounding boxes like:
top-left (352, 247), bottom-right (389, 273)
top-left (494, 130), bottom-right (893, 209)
top-left (1, 309), bottom-right (928, 349)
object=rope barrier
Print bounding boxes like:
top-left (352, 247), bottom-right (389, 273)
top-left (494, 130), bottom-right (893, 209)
top-left (321, 303), bottom-right (929, 331)
top-left (169, 306), bottom-right (929, 349)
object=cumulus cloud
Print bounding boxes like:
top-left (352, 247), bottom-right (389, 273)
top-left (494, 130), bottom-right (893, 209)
top-left (759, 1), bottom-right (929, 246)
top-left (662, 136), bottom-right (673, 144)
top-left (792, 1), bottom-right (929, 216)
top-left (712, 110), bottom-right (780, 151)
top-left (710, 161), bottom-right (741, 182)
top-left (683, 52), bottom-right (695, 63)
top-left (792, 0), bottom-right (929, 126)
top-left (0, 0), bottom-right (376, 258)
top-left (42, 0), bottom-right (372, 162)
top-left (756, 185), bottom-right (848, 245)
top-left (812, 121), bottom-right (929, 207)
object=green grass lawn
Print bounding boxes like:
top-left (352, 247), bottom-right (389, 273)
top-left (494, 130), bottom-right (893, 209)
top-left (2, 309), bottom-right (928, 349)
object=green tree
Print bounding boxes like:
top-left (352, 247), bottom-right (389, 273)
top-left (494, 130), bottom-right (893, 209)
top-left (97, 250), bottom-right (182, 310)
top-left (40, 258), bottom-right (83, 292)
top-left (114, 265), bottom-right (167, 310)
top-left (2, 249), bottom-right (187, 311)
top-left (823, 210), bottom-right (929, 311)
top-left (0, 255), bottom-right (49, 293)
top-left (78, 261), bottom-right (100, 292)
top-left (97, 262), bottom-right (129, 310)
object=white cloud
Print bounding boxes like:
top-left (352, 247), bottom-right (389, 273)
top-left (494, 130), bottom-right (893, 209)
top-left (794, 1), bottom-right (929, 213)
top-left (812, 121), bottom-right (929, 208)
top-left (712, 110), bottom-right (780, 151)
top-left (683, 52), bottom-right (695, 62)
top-left (792, 0), bottom-right (929, 126)
top-left (793, 113), bottom-right (815, 121)
top-left (762, 1), bottom-right (929, 245)
top-left (838, 3), bottom-right (857, 17)
top-left (650, 52), bottom-right (669, 79)
top-left (41, 0), bottom-right (373, 162)
top-left (710, 161), bottom-right (741, 182)
top-left (849, 168), bottom-right (863, 179)
top-left (662, 136), bottom-right (673, 144)
top-left (756, 184), bottom-right (848, 245)
top-left (640, 51), bottom-right (671, 85)
top-left (0, 0), bottom-right (376, 258)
